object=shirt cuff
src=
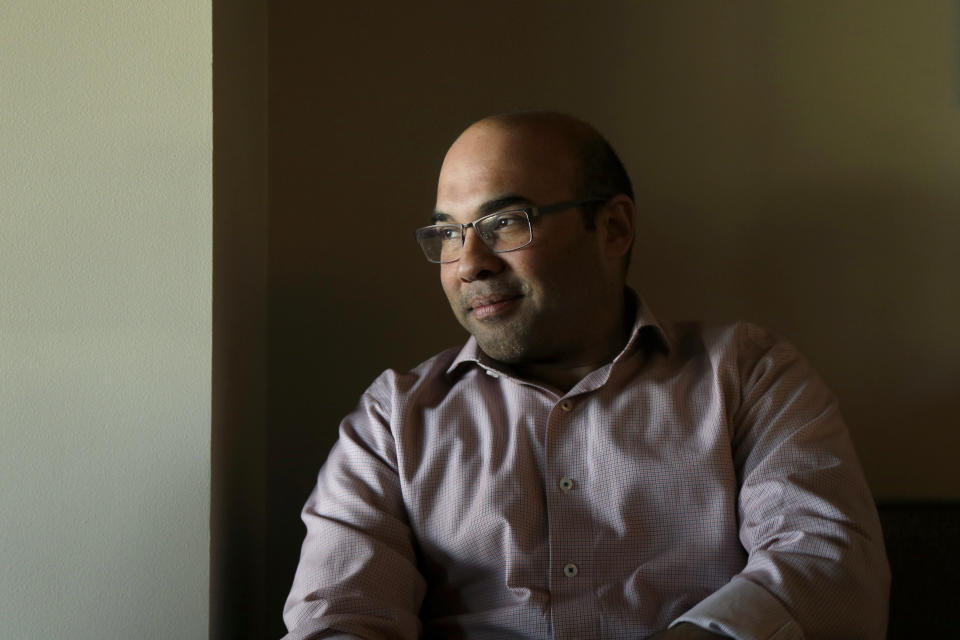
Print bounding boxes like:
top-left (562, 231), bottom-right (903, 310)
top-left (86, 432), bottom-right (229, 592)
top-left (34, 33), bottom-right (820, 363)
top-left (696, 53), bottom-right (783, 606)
top-left (670, 577), bottom-right (803, 640)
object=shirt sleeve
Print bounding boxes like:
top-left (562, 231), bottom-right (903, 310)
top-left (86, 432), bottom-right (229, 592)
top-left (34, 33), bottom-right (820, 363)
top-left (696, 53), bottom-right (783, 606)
top-left (671, 324), bottom-right (890, 639)
top-left (281, 379), bottom-right (426, 640)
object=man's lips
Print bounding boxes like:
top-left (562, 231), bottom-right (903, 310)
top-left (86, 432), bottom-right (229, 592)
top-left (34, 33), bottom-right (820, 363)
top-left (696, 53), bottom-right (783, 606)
top-left (468, 294), bottom-right (523, 320)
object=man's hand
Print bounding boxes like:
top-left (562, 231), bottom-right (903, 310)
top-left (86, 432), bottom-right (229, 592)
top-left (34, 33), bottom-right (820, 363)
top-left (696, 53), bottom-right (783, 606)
top-left (648, 622), bottom-right (730, 639)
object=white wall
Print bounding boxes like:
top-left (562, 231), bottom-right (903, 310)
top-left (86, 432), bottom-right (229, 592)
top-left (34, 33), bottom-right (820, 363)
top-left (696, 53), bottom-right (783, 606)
top-left (1, 2), bottom-right (211, 638)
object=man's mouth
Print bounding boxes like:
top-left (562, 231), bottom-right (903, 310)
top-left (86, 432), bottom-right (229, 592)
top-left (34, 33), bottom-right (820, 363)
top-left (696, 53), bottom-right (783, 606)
top-left (468, 294), bottom-right (523, 320)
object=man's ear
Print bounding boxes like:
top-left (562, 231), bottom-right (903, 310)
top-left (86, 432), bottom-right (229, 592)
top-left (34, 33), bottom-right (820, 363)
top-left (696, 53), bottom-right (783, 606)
top-left (598, 194), bottom-right (635, 260)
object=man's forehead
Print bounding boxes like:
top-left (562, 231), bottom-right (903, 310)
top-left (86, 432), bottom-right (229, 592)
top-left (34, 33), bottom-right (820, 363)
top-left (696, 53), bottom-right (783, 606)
top-left (435, 125), bottom-right (579, 218)
top-left (431, 194), bottom-right (533, 223)
top-left (434, 163), bottom-right (565, 223)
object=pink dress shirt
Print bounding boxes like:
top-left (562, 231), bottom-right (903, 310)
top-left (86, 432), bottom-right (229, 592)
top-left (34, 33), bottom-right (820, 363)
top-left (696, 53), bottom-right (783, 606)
top-left (283, 296), bottom-right (889, 639)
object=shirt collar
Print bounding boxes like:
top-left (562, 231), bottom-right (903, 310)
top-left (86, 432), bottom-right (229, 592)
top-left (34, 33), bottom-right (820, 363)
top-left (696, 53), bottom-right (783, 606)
top-left (445, 288), bottom-right (671, 378)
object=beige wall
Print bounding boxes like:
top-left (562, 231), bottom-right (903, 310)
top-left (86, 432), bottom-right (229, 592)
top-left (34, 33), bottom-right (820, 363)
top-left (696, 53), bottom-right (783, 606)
top-left (0, 1), bottom-right (211, 638)
top-left (260, 3), bottom-right (958, 634)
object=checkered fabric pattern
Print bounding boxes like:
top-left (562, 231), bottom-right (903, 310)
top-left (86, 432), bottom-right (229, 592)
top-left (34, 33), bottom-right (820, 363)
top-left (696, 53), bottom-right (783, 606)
top-left (282, 296), bottom-right (889, 640)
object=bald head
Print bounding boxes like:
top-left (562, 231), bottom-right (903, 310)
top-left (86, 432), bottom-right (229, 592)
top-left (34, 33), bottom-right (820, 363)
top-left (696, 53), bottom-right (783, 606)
top-left (455, 111), bottom-right (634, 209)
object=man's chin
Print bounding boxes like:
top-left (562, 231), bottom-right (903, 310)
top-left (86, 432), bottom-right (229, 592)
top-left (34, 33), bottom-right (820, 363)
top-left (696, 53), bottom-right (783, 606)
top-left (471, 328), bottom-right (537, 365)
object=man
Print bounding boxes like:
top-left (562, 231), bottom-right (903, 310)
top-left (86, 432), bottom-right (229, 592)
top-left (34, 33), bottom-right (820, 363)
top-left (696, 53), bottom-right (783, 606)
top-left (282, 112), bottom-right (889, 639)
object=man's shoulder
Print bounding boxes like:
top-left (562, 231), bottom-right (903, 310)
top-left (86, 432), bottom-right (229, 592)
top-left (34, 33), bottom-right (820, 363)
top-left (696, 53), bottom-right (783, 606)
top-left (663, 318), bottom-right (789, 358)
top-left (363, 343), bottom-right (466, 406)
top-left (658, 318), bottom-right (816, 386)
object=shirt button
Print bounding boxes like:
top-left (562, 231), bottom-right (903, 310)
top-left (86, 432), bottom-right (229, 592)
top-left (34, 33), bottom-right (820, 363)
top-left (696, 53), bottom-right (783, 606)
top-left (559, 400), bottom-right (573, 412)
top-left (484, 369), bottom-right (499, 378)
top-left (563, 563), bottom-right (578, 578)
top-left (559, 476), bottom-right (575, 492)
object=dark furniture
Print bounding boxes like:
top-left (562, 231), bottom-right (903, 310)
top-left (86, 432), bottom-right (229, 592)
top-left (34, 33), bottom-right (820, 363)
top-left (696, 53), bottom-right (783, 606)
top-left (878, 501), bottom-right (960, 637)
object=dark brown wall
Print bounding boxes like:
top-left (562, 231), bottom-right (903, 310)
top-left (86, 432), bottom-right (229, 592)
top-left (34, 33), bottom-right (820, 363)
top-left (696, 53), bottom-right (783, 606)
top-left (215, 2), bottom-right (960, 637)
top-left (212, 0), bottom-right (268, 638)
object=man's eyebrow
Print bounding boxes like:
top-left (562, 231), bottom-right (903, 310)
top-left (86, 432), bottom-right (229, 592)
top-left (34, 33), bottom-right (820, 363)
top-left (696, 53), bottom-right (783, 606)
top-left (431, 194), bottom-right (531, 224)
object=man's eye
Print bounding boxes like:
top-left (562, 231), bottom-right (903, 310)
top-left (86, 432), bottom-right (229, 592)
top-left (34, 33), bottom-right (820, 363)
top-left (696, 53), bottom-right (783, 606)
top-left (493, 215), bottom-right (522, 229)
top-left (440, 227), bottom-right (460, 241)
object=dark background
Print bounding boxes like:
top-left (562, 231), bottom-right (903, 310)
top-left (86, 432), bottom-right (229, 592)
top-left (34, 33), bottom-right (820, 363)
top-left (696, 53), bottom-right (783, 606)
top-left (212, 2), bottom-right (960, 637)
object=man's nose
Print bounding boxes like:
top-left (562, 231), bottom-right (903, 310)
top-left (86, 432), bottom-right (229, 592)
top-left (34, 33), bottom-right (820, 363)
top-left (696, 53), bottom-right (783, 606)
top-left (456, 227), bottom-right (504, 282)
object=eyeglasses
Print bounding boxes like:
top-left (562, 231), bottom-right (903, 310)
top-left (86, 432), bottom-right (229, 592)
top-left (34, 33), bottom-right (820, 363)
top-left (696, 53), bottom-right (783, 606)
top-left (414, 197), bottom-right (608, 264)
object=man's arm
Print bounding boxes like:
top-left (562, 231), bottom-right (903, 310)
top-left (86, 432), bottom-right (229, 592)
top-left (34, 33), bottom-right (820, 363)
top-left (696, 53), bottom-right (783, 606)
top-left (282, 381), bottom-right (426, 640)
top-left (649, 622), bottom-right (730, 639)
top-left (672, 325), bottom-right (890, 639)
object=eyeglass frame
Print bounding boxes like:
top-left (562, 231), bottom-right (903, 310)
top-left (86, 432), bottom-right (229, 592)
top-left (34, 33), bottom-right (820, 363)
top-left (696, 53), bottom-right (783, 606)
top-left (414, 196), bottom-right (609, 264)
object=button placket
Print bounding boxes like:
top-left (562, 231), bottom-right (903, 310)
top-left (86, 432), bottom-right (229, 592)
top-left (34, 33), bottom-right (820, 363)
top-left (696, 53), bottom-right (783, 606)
top-left (545, 391), bottom-right (595, 637)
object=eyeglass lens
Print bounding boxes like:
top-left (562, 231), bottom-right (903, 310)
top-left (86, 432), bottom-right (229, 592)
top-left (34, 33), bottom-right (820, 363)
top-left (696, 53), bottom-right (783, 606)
top-left (419, 211), bottom-right (531, 263)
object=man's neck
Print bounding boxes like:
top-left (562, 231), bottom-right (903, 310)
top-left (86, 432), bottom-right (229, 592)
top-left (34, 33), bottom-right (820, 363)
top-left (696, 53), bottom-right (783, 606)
top-left (508, 295), bottom-right (635, 393)
top-left (510, 360), bottom-right (610, 394)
